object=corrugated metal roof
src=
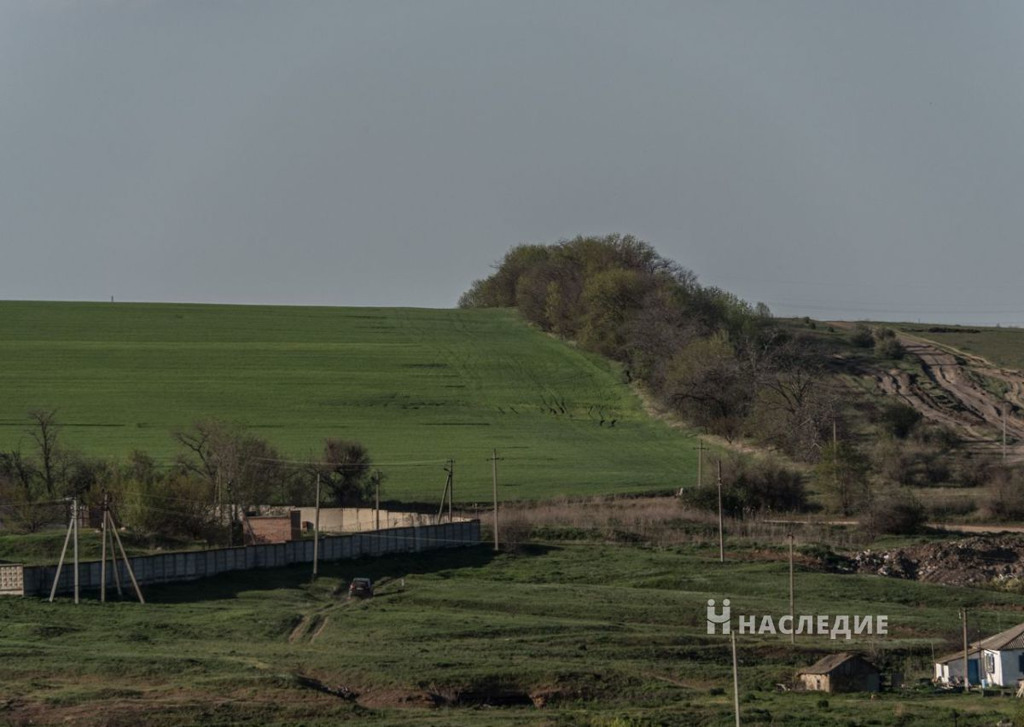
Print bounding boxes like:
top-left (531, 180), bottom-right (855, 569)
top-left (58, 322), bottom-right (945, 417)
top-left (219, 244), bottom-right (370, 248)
top-left (979, 621), bottom-right (1024, 652)
top-left (935, 621), bottom-right (1024, 664)
top-left (798, 652), bottom-right (876, 675)
top-left (935, 648), bottom-right (981, 665)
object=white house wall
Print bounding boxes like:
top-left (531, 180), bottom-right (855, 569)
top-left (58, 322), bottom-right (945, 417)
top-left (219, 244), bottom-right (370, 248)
top-left (996, 649), bottom-right (1023, 688)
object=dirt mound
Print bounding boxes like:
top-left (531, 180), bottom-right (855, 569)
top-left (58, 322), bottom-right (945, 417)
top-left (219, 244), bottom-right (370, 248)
top-left (854, 534), bottom-right (1024, 588)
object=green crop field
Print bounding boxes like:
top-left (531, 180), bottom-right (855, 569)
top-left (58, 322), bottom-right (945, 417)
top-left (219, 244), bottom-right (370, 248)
top-left (0, 301), bottom-right (701, 503)
top-left (2, 540), bottom-right (1021, 726)
top-left (893, 323), bottom-right (1024, 371)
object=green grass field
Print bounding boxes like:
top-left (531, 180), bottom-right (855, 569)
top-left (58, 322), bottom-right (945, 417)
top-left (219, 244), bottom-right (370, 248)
top-left (893, 323), bottom-right (1024, 371)
top-left (0, 301), bottom-right (701, 503)
top-left (2, 540), bottom-right (1021, 726)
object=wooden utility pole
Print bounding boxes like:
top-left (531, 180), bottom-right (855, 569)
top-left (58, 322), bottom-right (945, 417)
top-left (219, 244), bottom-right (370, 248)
top-left (788, 532), bottom-right (795, 645)
top-left (490, 449), bottom-right (501, 550)
top-left (717, 460), bottom-right (725, 563)
top-left (313, 473), bottom-right (321, 579)
top-left (731, 632), bottom-right (741, 727)
top-left (961, 607), bottom-right (969, 693)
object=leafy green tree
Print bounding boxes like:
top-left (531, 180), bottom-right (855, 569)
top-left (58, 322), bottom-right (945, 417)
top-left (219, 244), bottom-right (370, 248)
top-left (318, 439), bottom-right (372, 506)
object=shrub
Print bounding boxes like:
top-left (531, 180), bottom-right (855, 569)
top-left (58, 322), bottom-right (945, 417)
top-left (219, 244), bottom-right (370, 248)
top-left (878, 402), bottom-right (922, 439)
top-left (982, 468), bottom-right (1024, 521)
top-left (874, 336), bottom-right (905, 360)
top-left (501, 514), bottom-right (534, 553)
top-left (850, 325), bottom-right (874, 348)
top-left (680, 456), bottom-right (808, 517)
top-left (861, 487), bottom-right (926, 536)
top-left (951, 453), bottom-right (991, 488)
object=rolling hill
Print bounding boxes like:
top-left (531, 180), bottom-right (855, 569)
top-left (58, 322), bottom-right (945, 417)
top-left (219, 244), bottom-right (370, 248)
top-left (0, 301), bottom-right (701, 503)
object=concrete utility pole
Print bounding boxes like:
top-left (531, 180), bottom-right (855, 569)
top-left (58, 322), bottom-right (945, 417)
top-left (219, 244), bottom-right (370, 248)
top-left (374, 470), bottom-right (381, 531)
top-left (1003, 405), bottom-right (1008, 464)
top-left (72, 496), bottom-right (79, 604)
top-left (437, 462), bottom-right (454, 524)
top-left (717, 460), bottom-right (725, 563)
top-left (731, 632), bottom-right (741, 727)
top-left (788, 532), bottom-right (795, 645)
top-left (960, 607), bottom-right (969, 693)
top-left (313, 473), bottom-right (321, 579)
top-left (49, 496), bottom-right (79, 604)
top-left (101, 493), bottom-right (108, 602)
top-left (448, 458), bottom-right (454, 523)
top-left (107, 508), bottom-right (145, 604)
top-left (697, 437), bottom-right (703, 487)
top-left (490, 449), bottom-right (501, 551)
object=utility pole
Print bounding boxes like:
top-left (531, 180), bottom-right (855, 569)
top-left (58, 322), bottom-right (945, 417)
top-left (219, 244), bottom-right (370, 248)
top-left (101, 493), bottom-right (108, 603)
top-left (106, 500), bottom-right (123, 599)
top-left (437, 462), bottom-right (454, 524)
top-left (832, 414), bottom-right (839, 496)
top-left (1003, 406), bottom-right (1008, 464)
top-left (313, 473), bottom-right (321, 579)
top-left (49, 496), bottom-right (79, 604)
top-left (960, 607), bottom-right (969, 693)
top-left (788, 532), bottom-right (795, 645)
top-left (697, 437), bottom-right (703, 487)
top-left (72, 496), bottom-right (79, 604)
top-left (717, 460), bottom-right (725, 563)
top-left (490, 449), bottom-right (501, 551)
top-left (107, 511), bottom-right (144, 603)
top-left (374, 470), bottom-right (381, 531)
top-left (731, 632), bottom-right (741, 727)
top-left (448, 458), bottom-right (454, 523)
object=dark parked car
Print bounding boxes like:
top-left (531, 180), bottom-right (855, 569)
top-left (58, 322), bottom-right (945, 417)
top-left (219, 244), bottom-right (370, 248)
top-left (348, 578), bottom-right (373, 598)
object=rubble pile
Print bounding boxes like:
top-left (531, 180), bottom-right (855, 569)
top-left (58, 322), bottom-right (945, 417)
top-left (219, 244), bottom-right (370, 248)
top-left (854, 534), bottom-right (1024, 588)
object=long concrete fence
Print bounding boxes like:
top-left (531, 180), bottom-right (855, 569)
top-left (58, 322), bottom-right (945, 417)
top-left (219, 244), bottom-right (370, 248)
top-left (13, 520), bottom-right (480, 598)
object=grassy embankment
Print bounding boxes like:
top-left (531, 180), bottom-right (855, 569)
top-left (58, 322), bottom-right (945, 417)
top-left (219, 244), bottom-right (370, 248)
top-left (2, 536), bottom-right (1022, 726)
top-left (0, 301), bottom-right (702, 504)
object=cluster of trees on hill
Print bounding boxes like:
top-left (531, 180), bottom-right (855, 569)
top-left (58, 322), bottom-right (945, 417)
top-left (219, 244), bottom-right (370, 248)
top-left (0, 410), bottom-right (377, 543)
top-left (461, 235), bottom-right (835, 461)
top-left (461, 235), bottom-right (1008, 530)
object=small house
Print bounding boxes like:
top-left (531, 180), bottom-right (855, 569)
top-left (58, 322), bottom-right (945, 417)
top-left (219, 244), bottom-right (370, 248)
top-left (978, 622), bottom-right (1024, 688)
top-left (798, 652), bottom-right (880, 693)
top-left (933, 622), bottom-right (1024, 688)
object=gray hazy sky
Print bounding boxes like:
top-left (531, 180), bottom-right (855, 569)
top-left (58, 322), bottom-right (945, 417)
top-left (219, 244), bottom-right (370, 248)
top-left (3, 1), bottom-right (1023, 324)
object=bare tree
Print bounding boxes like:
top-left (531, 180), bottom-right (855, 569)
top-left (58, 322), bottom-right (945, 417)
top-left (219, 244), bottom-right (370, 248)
top-left (28, 409), bottom-right (60, 497)
top-left (174, 419), bottom-right (284, 512)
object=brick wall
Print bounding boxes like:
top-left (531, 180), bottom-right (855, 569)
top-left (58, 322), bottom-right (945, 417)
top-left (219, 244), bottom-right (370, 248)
top-left (246, 510), bottom-right (300, 543)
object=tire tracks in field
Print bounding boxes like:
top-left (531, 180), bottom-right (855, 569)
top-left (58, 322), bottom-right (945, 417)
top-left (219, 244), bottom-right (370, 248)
top-left (846, 326), bottom-right (1024, 460)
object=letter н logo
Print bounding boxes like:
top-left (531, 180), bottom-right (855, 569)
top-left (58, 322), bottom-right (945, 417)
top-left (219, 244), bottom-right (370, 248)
top-left (706, 598), bottom-right (731, 635)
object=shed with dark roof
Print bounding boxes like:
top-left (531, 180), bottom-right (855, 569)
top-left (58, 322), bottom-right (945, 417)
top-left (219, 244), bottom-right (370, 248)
top-left (797, 652), bottom-right (880, 693)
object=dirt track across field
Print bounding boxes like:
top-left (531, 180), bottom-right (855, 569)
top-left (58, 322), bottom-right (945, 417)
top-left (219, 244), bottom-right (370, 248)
top-left (835, 325), bottom-right (1024, 461)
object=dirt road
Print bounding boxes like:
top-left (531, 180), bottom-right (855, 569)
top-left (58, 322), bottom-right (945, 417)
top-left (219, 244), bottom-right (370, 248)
top-left (836, 325), bottom-right (1024, 460)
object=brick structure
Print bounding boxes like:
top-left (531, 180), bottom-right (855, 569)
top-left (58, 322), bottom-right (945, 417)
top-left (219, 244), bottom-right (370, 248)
top-left (246, 510), bottom-right (301, 544)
